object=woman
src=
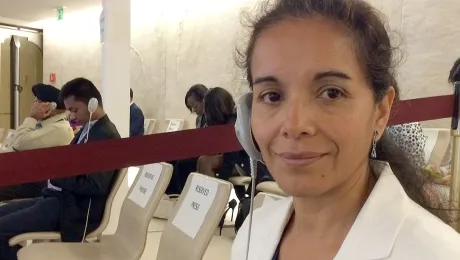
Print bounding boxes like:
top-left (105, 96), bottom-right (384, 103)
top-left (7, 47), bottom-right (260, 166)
top-left (165, 84), bottom-right (209, 194)
top-left (185, 84), bottom-right (208, 128)
top-left (387, 122), bottom-right (427, 169)
top-left (231, 0), bottom-right (460, 259)
top-left (449, 58), bottom-right (460, 84)
top-left (197, 87), bottom-right (251, 180)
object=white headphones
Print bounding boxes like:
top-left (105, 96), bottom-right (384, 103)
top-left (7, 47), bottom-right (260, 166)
top-left (81, 96), bottom-right (99, 242)
top-left (235, 92), bottom-right (264, 260)
top-left (88, 97), bottom-right (98, 114)
top-left (50, 102), bottom-right (57, 110)
top-left (235, 93), bottom-right (263, 163)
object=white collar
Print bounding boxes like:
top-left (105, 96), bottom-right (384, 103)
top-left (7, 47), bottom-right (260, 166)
top-left (252, 161), bottom-right (407, 260)
top-left (334, 161), bottom-right (406, 259)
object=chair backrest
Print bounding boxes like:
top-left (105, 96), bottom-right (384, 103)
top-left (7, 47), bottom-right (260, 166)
top-left (87, 168), bottom-right (128, 238)
top-left (253, 192), bottom-right (285, 210)
top-left (165, 119), bottom-right (184, 132)
top-left (423, 128), bottom-right (451, 168)
top-left (157, 173), bottom-right (232, 260)
top-left (113, 163), bottom-right (173, 258)
top-left (144, 119), bottom-right (157, 135)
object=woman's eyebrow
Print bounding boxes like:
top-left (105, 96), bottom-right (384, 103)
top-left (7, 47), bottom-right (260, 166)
top-left (253, 76), bottom-right (280, 85)
top-left (314, 70), bottom-right (351, 81)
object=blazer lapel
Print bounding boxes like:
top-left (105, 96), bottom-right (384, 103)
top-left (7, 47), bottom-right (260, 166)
top-left (251, 197), bottom-right (294, 260)
top-left (334, 162), bottom-right (407, 260)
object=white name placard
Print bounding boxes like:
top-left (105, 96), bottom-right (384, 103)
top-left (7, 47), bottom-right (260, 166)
top-left (166, 120), bottom-right (181, 132)
top-left (172, 174), bottom-right (218, 238)
top-left (128, 163), bottom-right (162, 208)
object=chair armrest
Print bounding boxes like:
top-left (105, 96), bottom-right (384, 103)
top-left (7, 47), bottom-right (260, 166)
top-left (9, 232), bottom-right (61, 246)
top-left (229, 176), bottom-right (252, 186)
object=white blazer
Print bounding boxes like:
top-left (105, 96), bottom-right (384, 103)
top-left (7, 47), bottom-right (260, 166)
top-left (232, 163), bottom-right (460, 260)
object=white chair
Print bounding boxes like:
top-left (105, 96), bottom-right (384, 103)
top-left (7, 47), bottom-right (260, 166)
top-left (156, 173), bottom-right (232, 260)
top-left (165, 119), bottom-right (185, 132)
top-left (422, 128), bottom-right (451, 168)
top-left (0, 129), bottom-right (14, 150)
top-left (17, 163), bottom-right (173, 260)
top-left (144, 119), bottom-right (157, 135)
top-left (10, 168), bottom-right (128, 246)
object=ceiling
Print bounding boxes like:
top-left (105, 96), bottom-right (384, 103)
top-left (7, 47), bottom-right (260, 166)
top-left (0, 0), bottom-right (100, 22)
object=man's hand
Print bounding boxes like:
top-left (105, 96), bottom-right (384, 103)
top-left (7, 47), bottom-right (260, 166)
top-left (30, 102), bottom-right (52, 120)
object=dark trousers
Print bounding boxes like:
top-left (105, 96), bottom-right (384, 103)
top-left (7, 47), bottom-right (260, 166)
top-left (165, 158), bottom-right (199, 195)
top-left (0, 181), bottom-right (47, 202)
top-left (0, 197), bottom-right (60, 260)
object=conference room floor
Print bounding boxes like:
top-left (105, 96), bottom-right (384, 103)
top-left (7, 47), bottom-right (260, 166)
top-left (140, 218), bottom-right (235, 260)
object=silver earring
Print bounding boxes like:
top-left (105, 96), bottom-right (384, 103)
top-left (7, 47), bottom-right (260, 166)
top-left (371, 130), bottom-right (378, 159)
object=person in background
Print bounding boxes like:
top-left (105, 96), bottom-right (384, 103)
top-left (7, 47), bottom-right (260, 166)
top-left (0, 84), bottom-right (74, 201)
top-left (185, 84), bottom-right (208, 128)
top-left (0, 77), bottom-right (121, 260)
top-left (387, 122), bottom-right (427, 169)
top-left (164, 84), bottom-right (209, 194)
top-left (197, 87), bottom-right (252, 181)
top-left (448, 57), bottom-right (460, 84)
top-left (130, 88), bottom-right (145, 137)
top-left (231, 0), bottom-right (460, 259)
top-left (428, 57), bottom-right (460, 185)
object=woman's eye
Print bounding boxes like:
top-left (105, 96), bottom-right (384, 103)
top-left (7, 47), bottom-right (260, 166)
top-left (262, 92), bottom-right (282, 103)
top-left (320, 88), bottom-right (343, 100)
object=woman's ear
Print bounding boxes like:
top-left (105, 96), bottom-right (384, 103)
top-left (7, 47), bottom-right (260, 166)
top-left (375, 87), bottom-right (395, 139)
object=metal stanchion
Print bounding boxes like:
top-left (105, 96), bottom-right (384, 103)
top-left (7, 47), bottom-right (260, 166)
top-left (449, 82), bottom-right (460, 231)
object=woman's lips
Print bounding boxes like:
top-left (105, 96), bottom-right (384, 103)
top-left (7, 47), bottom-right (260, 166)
top-left (276, 152), bottom-right (324, 167)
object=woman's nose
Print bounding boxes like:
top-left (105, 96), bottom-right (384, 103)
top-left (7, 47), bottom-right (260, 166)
top-left (280, 98), bottom-right (316, 139)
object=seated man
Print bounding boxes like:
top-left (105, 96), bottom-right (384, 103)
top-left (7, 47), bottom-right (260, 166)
top-left (0, 84), bottom-right (74, 201)
top-left (0, 77), bottom-right (121, 260)
top-left (130, 88), bottom-right (145, 137)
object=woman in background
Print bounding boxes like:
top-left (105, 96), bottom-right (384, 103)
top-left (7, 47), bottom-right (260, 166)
top-left (165, 84), bottom-right (209, 195)
top-left (185, 84), bottom-right (208, 128)
top-left (197, 87), bottom-right (252, 180)
top-left (387, 122), bottom-right (427, 169)
top-left (449, 58), bottom-right (460, 84)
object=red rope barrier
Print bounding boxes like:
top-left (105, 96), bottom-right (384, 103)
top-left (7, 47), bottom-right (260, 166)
top-left (0, 94), bottom-right (454, 187)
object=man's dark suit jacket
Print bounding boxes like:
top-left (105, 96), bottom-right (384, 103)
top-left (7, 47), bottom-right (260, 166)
top-left (43, 115), bottom-right (121, 242)
top-left (130, 103), bottom-right (145, 137)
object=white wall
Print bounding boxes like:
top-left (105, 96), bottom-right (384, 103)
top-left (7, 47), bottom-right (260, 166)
top-left (40, 0), bottom-right (460, 128)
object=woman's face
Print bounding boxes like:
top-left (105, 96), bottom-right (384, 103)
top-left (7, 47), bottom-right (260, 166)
top-left (187, 95), bottom-right (204, 116)
top-left (250, 18), bottom-right (394, 197)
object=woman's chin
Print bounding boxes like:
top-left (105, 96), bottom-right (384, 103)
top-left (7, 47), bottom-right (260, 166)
top-left (274, 171), bottom-right (331, 197)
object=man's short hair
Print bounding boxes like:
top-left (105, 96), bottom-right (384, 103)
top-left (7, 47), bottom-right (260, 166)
top-left (60, 77), bottom-right (103, 107)
top-left (130, 88), bottom-right (133, 99)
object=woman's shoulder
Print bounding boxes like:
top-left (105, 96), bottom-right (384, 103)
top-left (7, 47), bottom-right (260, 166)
top-left (231, 196), bottom-right (293, 260)
top-left (393, 199), bottom-right (460, 258)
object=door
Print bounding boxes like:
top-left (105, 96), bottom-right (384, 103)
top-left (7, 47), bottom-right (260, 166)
top-left (0, 34), bottom-right (43, 130)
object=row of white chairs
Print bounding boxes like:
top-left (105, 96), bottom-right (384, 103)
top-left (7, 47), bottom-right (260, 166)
top-left (12, 163), bottom-right (234, 260)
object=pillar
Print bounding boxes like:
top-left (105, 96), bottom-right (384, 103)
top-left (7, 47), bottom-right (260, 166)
top-left (101, 0), bottom-right (131, 235)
